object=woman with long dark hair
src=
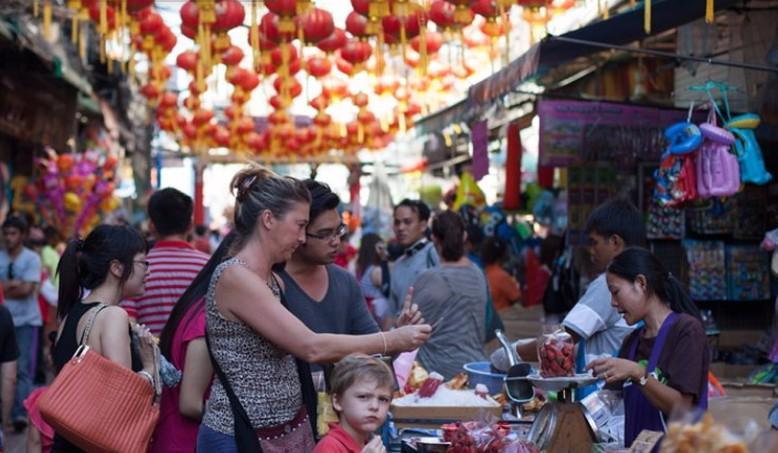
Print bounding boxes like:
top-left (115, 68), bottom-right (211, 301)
top-left (355, 233), bottom-right (392, 329)
top-left (151, 232), bottom-right (236, 453)
top-left (587, 247), bottom-right (708, 448)
top-left (409, 211), bottom-right (488, 379)
top-left (51, 225), bottom-right (157, 452)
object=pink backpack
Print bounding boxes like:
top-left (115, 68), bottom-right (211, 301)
top-left (696, 108), bottom-right (740, 198)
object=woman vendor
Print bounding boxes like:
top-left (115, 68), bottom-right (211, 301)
top-left (587, 248), bottom-right (709, 447)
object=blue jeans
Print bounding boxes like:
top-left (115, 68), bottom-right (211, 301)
top-left (197, 424), bottom-right (238, 453)
top-left (12, 325), bottom-right (39, 420)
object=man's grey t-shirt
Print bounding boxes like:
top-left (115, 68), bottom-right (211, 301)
top-left (411, 264), bottom-right (487, 380)
top-left (389, 240), bottom-right (439, 316)
top-left (280, 264), bottom-right (379, 337)
top-left (0, 247), bottom-right (42, 327)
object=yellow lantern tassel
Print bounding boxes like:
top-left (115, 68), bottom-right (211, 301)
top-left (250, 0), bottom-right (259, 66)
top-left (376, 30), bottom-right (385, 75)
top-left (79, 25), bottom-right (87, 60)
top-left (43, 0), bottom-right (52, 40)
top-left (419, 27), bottom-right (428, 76)
top-left (99, 0), bottom-right (107, 36)
top-left (644, 0), bottom-right (651, 34)
top-left (33, 0), bottom-right (39, 17)
top-left (706, 0), bottom-right (714, 23)
top-left (71, 14), bottom-right (78, 44)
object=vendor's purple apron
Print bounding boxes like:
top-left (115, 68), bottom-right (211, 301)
top-left (623, 312), bottom-right (678, 448)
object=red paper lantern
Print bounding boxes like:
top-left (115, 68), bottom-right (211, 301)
top-left (265, 0), bottom-right (297, 17)
top-left (411, 31), bottom-right (444, 54)
top-left (192, 109), bottom-right (214, 126)
top-left (429, 0), bottom-right (455, 29)
top-left (340, 40), bottom-right (372, 65)
top-left (221, 45), bottom-right (244, 66)
top-left (149, 65), bottom-right (172, 80)
top-left (273, 77), bottom-right (302, 98)
top-left (213, 126), bottom-right (231, 147)
top-left (269, 110), bottom-right (290, 125)
top-left (140, 83), bottom-right (160, 99)
top-left (353, 92), bottom-right (369, 108)
top-left (357, 110), bottom-right (375, 125)
top-left (238, 71), bottom-right (260, 92)
top-left (321, 76), bottom-right (348, 99)
top-left (176, 50), bottom-right (198, 72)
top-left (213, 0), bottom-right (245, 32)
top-left (306, 56), bottom-right (332, 78)
top-left (235, 116), bottom-right (256, 135)
top-left (184, 96), bottom-right (200, 110)
top-left (302, 8), bottom-right (335, 44)
top-left (260, 12), bottom-right (297, 43)
top-left (270, 45), bottom-right (298, 67)
top-left (159, 92), bottom-right (178, 108)
top-left (180, 1), bottom-right (199, 29)
top-left (471, 0), bottom-right (499, 19)
top-left (246, 132), bottom-right (267, 152)
top-left (182, 123), bottom-right (197, 139)
top-left (139, 11), bottom-right (163, 36)
top-left (314, 112), bottom-right (332, 127)
top-left (335, 56), bottom-right (356, 76)
top-left (181, 25), bottom-right (197, 40)
top-left (269, 94), bottom-right (287, 110)
top-left (225, 105), bottom-right (239, 120)
top-left (317, 27), bottom-right (347, 53)
top-left (156, 28), bottom-right (178, 52)
top-left (382, 13), bottom-right (422, 39)
top-left (480, 19), bottom-right (510, 38)
top-left (127, 0), bottom-right (154, 13)
top-left (345, 11), bottom-right (370, 39)
top-left (309, 94), bottom-right (330, 111)
top-left (351, 0), bottom-right (370, 16)
top-left (89, 4), bottom-right (117, 30)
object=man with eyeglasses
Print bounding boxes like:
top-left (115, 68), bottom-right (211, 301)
top-left (0, 216), bottom-right (41, 432)
top-left (279, 181), bottom-right (422, 389)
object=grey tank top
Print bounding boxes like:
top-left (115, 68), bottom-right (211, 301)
top-left (202, 258), bottom-right (302, 435)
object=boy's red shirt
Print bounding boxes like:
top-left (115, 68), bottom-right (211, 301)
top-left (312, 423), bottom-right (364, 453)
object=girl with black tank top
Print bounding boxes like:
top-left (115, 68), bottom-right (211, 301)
top-left (49, 225), bottom-right (156, 452)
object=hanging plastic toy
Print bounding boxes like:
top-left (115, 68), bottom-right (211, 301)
top-left (663, 102), bottom-right (703, 158)
top-left (696, 105), bottom-right (740, 198)
top-left (726, 114), bottom-right (772, 185)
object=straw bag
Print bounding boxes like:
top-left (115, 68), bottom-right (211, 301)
top-left (38, 304), bottom-right (160, 453)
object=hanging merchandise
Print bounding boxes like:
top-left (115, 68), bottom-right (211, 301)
top-left (683, 240), bottom-right (727, 301)
top-left (727, 115), bottom-right (773, 185)
top-left (653, 154), bottom-right (698, 207)
top-left (686, 199), bottom-right (735, 236)
top-left (646, 203), bottom-right (685, 240)
top-left (726, 245), bottom-right (770, 301)
top-left (695, 106), bottom-right (740, 198)
top-left (503, 121), bottom-right (522, 210)
top-left (452, 171), bottom-right (486, 212)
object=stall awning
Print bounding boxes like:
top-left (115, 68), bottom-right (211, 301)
top-left (415, 0), bottom-right (742, 134)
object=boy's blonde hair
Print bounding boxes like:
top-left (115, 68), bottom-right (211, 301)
top-left (329, 354), bottom-right (395, 397)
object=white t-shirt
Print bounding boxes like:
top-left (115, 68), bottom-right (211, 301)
top-left (562, 274), bottom-right (635, 363)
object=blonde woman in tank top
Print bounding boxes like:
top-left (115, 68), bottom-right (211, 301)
top-left (197, 165), bottom-right (431, 453)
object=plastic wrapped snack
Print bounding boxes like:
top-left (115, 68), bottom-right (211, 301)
top-left (537, 329), bottom-right (575, 377)
top-left (661, 413), bottom-right (748, 453)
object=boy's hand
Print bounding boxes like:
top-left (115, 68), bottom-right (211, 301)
top-left (361, 436), bottom-right (386, 453)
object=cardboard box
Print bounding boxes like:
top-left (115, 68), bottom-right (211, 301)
top-left (709, 362), bottom-right (759, 379)
top-left (391, 404), bottom-right (503, 429)
top-left (720, 382), bottom-right (777, 399)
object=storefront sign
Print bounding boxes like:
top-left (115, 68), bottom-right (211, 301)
top-left (538, 100), bottom-right (690, 167)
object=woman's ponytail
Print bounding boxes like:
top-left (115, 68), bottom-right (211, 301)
top-left (56, 239), bottom-right (84, 320)
top-left (665, 274), bottom-right (701, 321)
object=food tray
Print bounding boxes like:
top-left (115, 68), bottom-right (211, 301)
top-left (391, 404), bottom-right (503, 429)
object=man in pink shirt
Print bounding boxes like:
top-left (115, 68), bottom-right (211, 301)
top-left (122, 188), bottom-right (209, 336)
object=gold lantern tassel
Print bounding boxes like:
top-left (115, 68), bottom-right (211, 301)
top-left (250, 0), bottom-right (259, 67)
top-left (79, 24), bottom-right (87, 60)
top-left (644, 0), bottom-right (651, 34)
top-left (706, 0), bottom-right (714, 23)
top-left (376, 29), bottom-right (385, 75)
top-left (33, 0), bottom-right (39, 17)
top-left (419, 28), bottom-right (428, 76)
top-left (99, 0), bottom-right (107, 36)
top-left (43, 0), bottom-right (52, 40)
top-left (71, 13), bottom-right (78, 44)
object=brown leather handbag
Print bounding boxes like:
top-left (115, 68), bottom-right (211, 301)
top-left (38, 304), bottom-right (160, 453)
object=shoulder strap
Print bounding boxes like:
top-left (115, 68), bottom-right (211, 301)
top-left (79, 304), bottom-right (109, 346)
top-left (205, 331), bottom-right (262, 453)
top-left (379, 261), bottom-right (391, 298)
top-left (272, 274), bottom-right (319, 438)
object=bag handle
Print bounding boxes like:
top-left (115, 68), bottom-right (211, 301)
top-left (79, 304), bottom-right (109, 347)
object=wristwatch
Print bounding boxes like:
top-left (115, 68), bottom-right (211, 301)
top-left (639, 371), bottom-right (658, 386)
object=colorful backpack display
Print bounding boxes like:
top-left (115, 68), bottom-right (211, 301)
top-left (654, 153), bottom-right (698, 207)
top-left (696, 109), bottom-right (740, 198)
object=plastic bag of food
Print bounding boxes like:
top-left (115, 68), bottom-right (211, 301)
top-left (537, 328), bottom-right (575, 377)
top-left (661, 411), bottom-right (751, 453)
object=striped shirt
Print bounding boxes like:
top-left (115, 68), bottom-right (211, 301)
top-left (121, 240), bottom-right (209, 336)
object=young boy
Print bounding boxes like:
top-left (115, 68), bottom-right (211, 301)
top-left (313, 354), bottom-right (395, 453)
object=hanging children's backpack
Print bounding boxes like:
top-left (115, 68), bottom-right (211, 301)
top-left (654, 153), bottom-right (698, 207)
top-left (696, 107), bottom-right (740, 198)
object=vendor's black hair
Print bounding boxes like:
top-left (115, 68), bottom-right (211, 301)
top-left (394, 199), bottom-right (431, 222)
top-left (148, 188), bottom-right (193, 236)
top-left (607, 247), bottom-right (701, 320)
top-left (159, 231), bottom-right (236, 358)
top-left (481, 236), bottom-right (508, 266)
top-left (431, 211), bottom-right (466, 261)
top-left (2, 216), bottom-right (28, 233)
top-left (304, 179), bottom-right (340, 223)
top-left (57, 225), bottom-right (147, 320)
top-left (585, 198), bottom-right (645, 247)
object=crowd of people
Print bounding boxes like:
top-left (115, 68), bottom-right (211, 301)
top-left (0, 163), bottom-right (712, 452)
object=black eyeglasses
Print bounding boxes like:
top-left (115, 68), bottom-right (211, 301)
top-left (306, 223), bottom-right (347, 241)
top-left (133, 260), bottom-right (151, 269)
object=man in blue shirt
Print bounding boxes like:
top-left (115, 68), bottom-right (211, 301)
top-left (0, 216), bottom-right (41, 431)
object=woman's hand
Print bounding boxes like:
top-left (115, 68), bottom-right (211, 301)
top-left (388, 324), bottom-right (431, 352)
top-left (587, 357), bottom-right (645, 385)
top-left (132, 323), bottom-right (157, 369)
top-left (396, 287), bottom-right (424, 327)
top-left (361, 436), bottom-right (386, 453)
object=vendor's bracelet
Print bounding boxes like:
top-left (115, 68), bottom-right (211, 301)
top-left (379, 331), bottom-right (388, 356)
top-left (137, 370), bottom-right (155, 388)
